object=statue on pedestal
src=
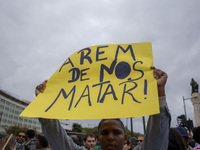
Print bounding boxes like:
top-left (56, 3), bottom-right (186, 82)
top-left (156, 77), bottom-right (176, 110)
top-left (190, 78), bottom-right (199, 95)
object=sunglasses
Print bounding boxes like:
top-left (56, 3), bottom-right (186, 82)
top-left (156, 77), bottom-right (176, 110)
top-left (18, 135), bottom-right (25, 138)
top-left (137, 140), bottom-right (143, 142)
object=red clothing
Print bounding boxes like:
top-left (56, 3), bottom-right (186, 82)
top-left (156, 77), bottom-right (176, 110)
top-left (193, 143), bottom-right (200, 150)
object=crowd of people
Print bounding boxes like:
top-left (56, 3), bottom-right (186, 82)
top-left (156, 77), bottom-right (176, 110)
top-left (0, 129), bottom-right (51, 150)
top-left (0, 126), bottom-right (200, 150)
top-left (1, 66), bottom-right (200, 150)
top-left (63, 126), bottom-right (200, 150)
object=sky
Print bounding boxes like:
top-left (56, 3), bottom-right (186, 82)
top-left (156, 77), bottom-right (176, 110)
top-left (0, 0), bottom-right (200, 134)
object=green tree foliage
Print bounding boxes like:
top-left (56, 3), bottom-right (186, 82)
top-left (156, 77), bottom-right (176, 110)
top-left (72, 123), bottom-right (82, 133)
top-left (72, 123), bottom-right (141, 139)
top-left (125, 127), bottom-right (131, 139)
top-left (82, 126), bottom-right (140, 139)
top-left (5, 125), bottom-right (38, 136)
top-left (5, 126), bottom-right (28, 136)
top-left (82, 126), bottom-right (98, 136)
top-left (124, 127), bottom-right (141, 139)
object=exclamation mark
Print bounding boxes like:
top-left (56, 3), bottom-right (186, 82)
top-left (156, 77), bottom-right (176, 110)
top-left (144, 79), bottom-right (147, 99)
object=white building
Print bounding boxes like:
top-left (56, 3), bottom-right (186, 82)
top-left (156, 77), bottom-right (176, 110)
top-left (0, 89), bottom-right (71, 135)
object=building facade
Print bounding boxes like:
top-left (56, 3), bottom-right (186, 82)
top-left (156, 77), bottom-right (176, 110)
top-left (0, 89), bottom-right (72, 136)
top-left (0, 89), bottom-right (41, 135)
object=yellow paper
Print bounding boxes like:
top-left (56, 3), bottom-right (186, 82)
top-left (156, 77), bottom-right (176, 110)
top-left (20, 42), bottom-right (159, 119)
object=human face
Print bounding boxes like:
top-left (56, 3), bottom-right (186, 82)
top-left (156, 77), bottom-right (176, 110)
top-left (98, 120), bottom-right (127, 150)
top-left (137, 136), bottom-right (144, 146)
top-left (17, 132), bottom-right (26, 144)
top-left (83, 136), bottom-right (96, 150)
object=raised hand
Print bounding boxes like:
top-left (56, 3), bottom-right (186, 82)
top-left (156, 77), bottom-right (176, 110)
top-left (35, 80), bottom-right (48, 96)
top-left (151, 66), bottom-right (167, 97)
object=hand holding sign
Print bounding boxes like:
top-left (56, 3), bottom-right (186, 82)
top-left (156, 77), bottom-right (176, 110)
top-left (151, 66), bottom-right (167, 97)
top-left (35, 80), bottom-right (47, 96)
top-left (20, 42), bottom-right (161, 119)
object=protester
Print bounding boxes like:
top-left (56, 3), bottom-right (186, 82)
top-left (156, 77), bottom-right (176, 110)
top-left (36, 134), bottom-right (51, 150)
top-left (133, 135), bottom-right (144, 150)
top-left (136, 135), bottom-right (144, 146)
top-left (25, 129), bottom-right (36, 150)
top-left (36, 66), bottom-right (170, 150)
top-left (179, 125), bottom-right (195, 148)
top-left (83, 133), bottom-right (96, 150)
top-left (16, 131), bottom-right (28, 150)
top-left (192, 126), bottom-right (200, 150)
top-left (129, 137), bottom-right (137, 150)
top-left (0, 134), bottom-right (16, 150)
top-left (176, 127), bottom-right (192, 150)
top-left (168, 128), bottom-right (186, 150)
top-left (16, 131), bottom-right (26, 144)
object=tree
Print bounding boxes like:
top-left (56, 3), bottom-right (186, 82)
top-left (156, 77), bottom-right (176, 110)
top-left (72, 123), bottom-right (82, 133)
top-left (82, 126), bottom-right (98, 136)
top-left (124, 127), bottom-right (140, 139)
top-left (5, 126), bottom-right (28, 135)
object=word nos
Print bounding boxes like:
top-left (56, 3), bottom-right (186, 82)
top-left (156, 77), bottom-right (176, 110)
top-left (45, 45), bottom-right (148, 112)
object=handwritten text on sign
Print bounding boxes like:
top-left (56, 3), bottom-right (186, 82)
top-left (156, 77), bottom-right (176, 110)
top-left (20, 43), bottom-right (159, 119)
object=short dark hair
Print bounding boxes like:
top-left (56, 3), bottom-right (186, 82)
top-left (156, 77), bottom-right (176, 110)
top-left (83, 133), bottom-right (95, 142)
top-left (26, 129), bottom-right (35, 138)
top-left (193, 126), bottom-right (200, 143)
top-left (98, 119), bottom-right (125, 133)
top-left (37, 135), bottom-right (48, 148)
top-left (129, 137), bottom-right (137, 145)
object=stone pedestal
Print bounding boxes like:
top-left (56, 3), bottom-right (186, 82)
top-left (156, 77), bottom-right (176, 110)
top-left (191, 93), bottom-right (200, 127)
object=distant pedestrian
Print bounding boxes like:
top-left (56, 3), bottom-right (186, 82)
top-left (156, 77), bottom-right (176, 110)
top-left (25, 129), bottom-right (36, 150)
top-left (129, 137), bottom-right (137, 150)
top-left (83, 133), bottom-right (96, 150)
top-left (168, 128), bottom-right (186, 150)
top-left (176, 127), bottom-right (192, 150)
top-left (16, 131), bottom-right (28, 150)
top-left (133, 135), bottom-right (144, 150)
top-left (36, 134), bottom-right (51, 150)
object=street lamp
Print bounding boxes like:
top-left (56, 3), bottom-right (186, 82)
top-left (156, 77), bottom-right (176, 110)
top-left (182, 96), bottom-right (197, 120)
top-left (142, 116), bottom-right (146, 134)
top-left (130, 117), bottom-right (133, 137)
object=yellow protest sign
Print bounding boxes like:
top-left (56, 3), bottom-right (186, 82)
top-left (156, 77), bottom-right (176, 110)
top-left (20, 42), bottom-right (159, 119)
